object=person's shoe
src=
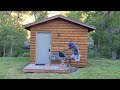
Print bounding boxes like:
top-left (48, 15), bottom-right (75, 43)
top-left (66, 64), bottom-right (70, 68)
top-left (74, 68), bottom-right (78, 72)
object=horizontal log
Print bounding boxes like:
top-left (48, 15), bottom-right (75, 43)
top-left (30, 53), bottom-right (88, 58)
top-left (72, 63), bottom-right (87, 67)
top-left (30, 47), bottom-right (88, 51)
top-left (30, 46), bottom-right (36, 49)
top-left (30, 62), bottom-right (35, 64)
top-left (50, 62), bottom-right (87, 66)
top-left (30, 46), bottom-right (88, 50)
top-left (30, 59), bottom-right (35, 61)
top-left (31, 31), bottom-right (52, 33)
top-left (51, 60), bottom-right (87, 63)
top-left (35, 20), bottom-right (87, 25)
top-left (30, 55), bottom-right (87, 59)
top-left (64, 53), bottom-right (88, 56)
top-left (51, 49), bottom-right (88, 52)
top-left (51, 42), bottom-right (86, 45)
top-left (31, 28), bottom-right (88, 32)
top-left (52, 33), bottom-right (88, 37)
top-left (30, 54), bottom-right (36, 57)
top-left (66, 53), bottom-right (87, 55)
top-left (33, 60), bottom-right (87, 63)
top-left (30, 56), bottom-right (35, 59)
top-left (52, 39), bottom-right (88, 42)
top-left (31, 21), bottom-right (88, 26)
top-left (30, 40), bottom-right (36, 42)
top-left (30, 45), bottom-right (88, 48)
top-left (30, 60), bottom-right (35, 64)
top-left (52, 39), bottom-right (88, 43)
top-left (31, 25), bottom-right (87, 30)
top-left (30, 58), bottom-right (87, 62)
top-left (51, 48), bottom-right (88, 51)
top-left (30, 52), bottom-right (36, 55)
top-left (30, 33), bottom-right (88, 37)
top-left (52, 42), bottom-right (88, 45)
top-left (71, 62), bottom-right (87, 64)
top-left (51, 44), bottom-right (88, 47)
top-left (34, 18), bottom-right (82, 24)
top-left (52, 39), bottom-right (86, 42)
top-left (30, 43), bottom-right (88, 47)
top-left (30, 42), bottom-right (36, 45)
top-left (52, 31), bottom-right (88, 34)
top-left (65, 60), bottom-right (87, 63)
top-left (51, 46), bottom-right (88, 49)
top-left (52, 34), bottom-right (88, 38)
top-left (30, 38), bottom-right (36, 41)
top-left (52, 36), bottom-right (87, 39)
top-left (31, 29), bottom-right (88, 32)
top-left (36, 24), bottom-right (83, 27)
top-left (30, 32), bottom-right (36, 34)
top-left (30, 49), bottom-right (36, 52)
top-left (30, 36), bottom-right (36, 39)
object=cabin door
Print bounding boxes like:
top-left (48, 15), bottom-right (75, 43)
top-left (35, 32), bottom-right (51, 65)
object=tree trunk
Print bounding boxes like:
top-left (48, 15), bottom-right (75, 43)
top-left (3, 41), bottom-right (6, 57)
top-left (32, 11), bottom-right (38, 21)
top-left (106, 11), bottom-right (114, 59)
top-left (112, 50), bottom-right (117, 60)
top-left (10, 41), bottom-right (13, 56)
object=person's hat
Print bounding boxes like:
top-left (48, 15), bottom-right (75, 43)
top-left (68, 41), bottom-right (74, 47)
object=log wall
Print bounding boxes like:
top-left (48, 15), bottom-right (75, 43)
top-left (30, 18), bottom-right (88, 67)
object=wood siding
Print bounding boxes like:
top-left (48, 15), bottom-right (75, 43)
top-left (30, 18), bottom-right (88, 67)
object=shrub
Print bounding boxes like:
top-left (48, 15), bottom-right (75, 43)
top-left (21, 52), bottom-right (30, 57)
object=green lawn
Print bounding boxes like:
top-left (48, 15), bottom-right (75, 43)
top-left (0, 57), bottom-right (120, 79)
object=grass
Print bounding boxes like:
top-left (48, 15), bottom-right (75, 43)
top-left (0, 57), bottom-right (120, 79)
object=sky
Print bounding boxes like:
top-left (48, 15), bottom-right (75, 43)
top-left (22, 11), bottom-right (60, 39)
top-left (22, 11), bottom-right (60, 25)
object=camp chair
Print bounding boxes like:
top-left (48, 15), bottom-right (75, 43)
top-left (49, 51), bottom-right (67, 67)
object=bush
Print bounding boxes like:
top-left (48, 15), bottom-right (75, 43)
top-left (88, 49), bottom-right (101, 58)
top-left (21, 52), bottom-right (30, 57)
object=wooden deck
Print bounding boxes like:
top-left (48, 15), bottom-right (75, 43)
top-left (23, 64), bottom-right (70, 73)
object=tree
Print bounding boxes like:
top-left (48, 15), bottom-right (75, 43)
top-left (66, 11), bottom-right (89, 22)
top-left (32, 11), bottom-right (48, 21)
top-left (0, 14), bottom-right (28, 57)
top-left (85, 11), bottom-right (120, 59)
top-left (66, 11), bottom-right (120, 59)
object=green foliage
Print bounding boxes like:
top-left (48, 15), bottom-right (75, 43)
top-left (66, 11), bottom-right (120, 59)
top-left (88, 50), bottom-right (96, 58)
top-left (66, 11), bottom-right (89, 22)
top-left (66, 11), bottom-right (81, 21)
top-left (21, 52), bottom-right (30, 57)
top-left (85, 11), bottom-right (120, 59)
top-left (33, 11), bottom-right (48, 21)
top-left (0, 14), bottom-right (28, 57)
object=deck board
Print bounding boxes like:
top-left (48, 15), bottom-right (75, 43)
top-left (23, 64), bottom-right (70, 73)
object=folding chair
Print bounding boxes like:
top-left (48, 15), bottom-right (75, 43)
top-left (49, 51), bottom-right (67, 67)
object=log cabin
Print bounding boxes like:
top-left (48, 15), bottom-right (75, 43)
top-left (23, 15), bottom-right (96, 68)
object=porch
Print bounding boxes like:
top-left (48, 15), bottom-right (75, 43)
top-left (23, 64), bottom-right (71, 73)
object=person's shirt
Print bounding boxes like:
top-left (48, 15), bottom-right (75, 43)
top-left (69, 44), bottom-right (80, 55)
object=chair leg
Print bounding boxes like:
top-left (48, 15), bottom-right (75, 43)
top-left (60, 59), bottom-right (66, 68)
top-left (49, 60), bottom-right (52, 66)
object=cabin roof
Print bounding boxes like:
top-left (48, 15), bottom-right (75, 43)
top-left (22, 15), bottom-right (96, 32)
